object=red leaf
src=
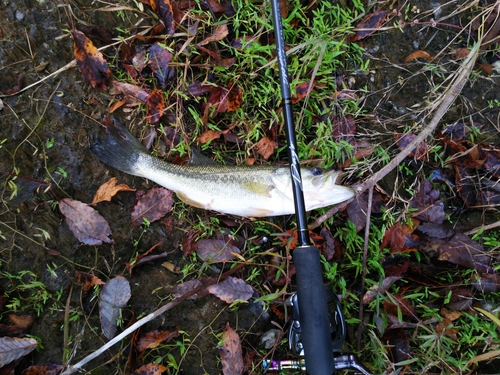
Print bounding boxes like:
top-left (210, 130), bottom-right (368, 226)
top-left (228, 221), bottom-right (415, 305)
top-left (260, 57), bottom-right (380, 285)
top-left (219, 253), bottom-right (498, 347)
top-left (291, 81), bottom-right (315, 104)
top-left (76, 270), bottom-right (105, 293)
top-left (131, 363), bottom-right (168, 375)
top-left (137, 329), bottom-right (180, 352)
top-left (131, 187), bottom-right (174, 226)
top-left (72, 29), bottom-right (111, 90)
top-left (20, 364), bottom-right (63, 375)
top-left (350, 11), bottom-right (388, 42)
top-left (219, 322), bottom-right (244, 375)
top-left (59, 198), bottom-right (112, 245)
top-left (91, 177), bottom-right (135, 205)
top-left (146, 89), bottom-right (165, 124)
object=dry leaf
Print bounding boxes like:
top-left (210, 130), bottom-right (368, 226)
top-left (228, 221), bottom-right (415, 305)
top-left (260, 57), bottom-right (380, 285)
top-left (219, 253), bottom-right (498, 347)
top-left (404, 50), bottom-right (434, 63)
top-left (197, 24), bottom-right (229, 46)
top-left (0, 336), bottom-right (38, 368)
top-left (207, 277), bottom-right (254, 303)
top-left (255, 137), bottom-right (278, 160)
top-left (137, 329), bottom-right (180, 352)
top-left (91, 177), bottom-right (135, 205)
top-left (219, 322), bottom-right (244, 375)
top-left (131, 187), bottom-right (174, 226)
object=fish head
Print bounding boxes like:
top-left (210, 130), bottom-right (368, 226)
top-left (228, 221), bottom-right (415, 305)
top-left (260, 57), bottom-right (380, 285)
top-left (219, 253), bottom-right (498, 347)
top-left (301, 167), bottom-right (354, 210)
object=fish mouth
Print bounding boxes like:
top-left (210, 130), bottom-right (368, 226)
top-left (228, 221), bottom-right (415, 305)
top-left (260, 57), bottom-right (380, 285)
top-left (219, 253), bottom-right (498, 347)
top-left (311, 169), bottom-right (342, 187)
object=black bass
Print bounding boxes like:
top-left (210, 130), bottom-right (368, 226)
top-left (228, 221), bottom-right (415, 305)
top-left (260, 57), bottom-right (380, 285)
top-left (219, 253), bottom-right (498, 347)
top-left (89, 120), bottom-right (354, 217)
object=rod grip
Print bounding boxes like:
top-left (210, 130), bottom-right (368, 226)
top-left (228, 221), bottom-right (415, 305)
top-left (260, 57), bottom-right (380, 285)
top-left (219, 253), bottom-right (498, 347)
top-left (293, 245), bottom-right (335, 375)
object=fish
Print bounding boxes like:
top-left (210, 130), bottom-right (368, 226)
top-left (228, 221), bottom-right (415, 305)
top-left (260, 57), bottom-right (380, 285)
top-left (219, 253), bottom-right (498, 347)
top-left (89, 120), bottom-right (354, 218)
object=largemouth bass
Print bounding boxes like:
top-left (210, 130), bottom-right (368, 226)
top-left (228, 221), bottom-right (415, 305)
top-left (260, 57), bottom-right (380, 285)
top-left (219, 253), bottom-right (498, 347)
top-left (89, 120), bottom-right (354, 217)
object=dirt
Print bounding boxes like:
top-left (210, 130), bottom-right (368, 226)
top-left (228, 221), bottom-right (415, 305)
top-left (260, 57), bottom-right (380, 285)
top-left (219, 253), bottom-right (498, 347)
top-left (0, 0), bottom-right (499, 374)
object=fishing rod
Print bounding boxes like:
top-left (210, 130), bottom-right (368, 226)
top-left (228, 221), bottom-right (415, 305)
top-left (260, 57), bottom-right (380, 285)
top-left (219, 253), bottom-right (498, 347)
top-left (268, 1), bottom-right (372, 374)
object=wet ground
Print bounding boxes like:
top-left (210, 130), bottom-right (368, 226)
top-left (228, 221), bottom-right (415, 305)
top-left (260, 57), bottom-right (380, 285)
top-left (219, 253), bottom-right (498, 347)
top-left (0, 0), bottom-right (499, 374)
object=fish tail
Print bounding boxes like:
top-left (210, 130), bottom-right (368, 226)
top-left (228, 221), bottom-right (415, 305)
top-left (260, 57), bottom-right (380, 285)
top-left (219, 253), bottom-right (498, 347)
top-left (89, 119), bottom-right (147, 176)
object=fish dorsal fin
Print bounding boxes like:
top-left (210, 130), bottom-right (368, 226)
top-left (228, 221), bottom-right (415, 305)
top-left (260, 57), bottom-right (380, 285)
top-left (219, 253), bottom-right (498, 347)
top-left (241, 182), bottom-right (273, 198)
top-left (189, 147), bottom-right (218, 166)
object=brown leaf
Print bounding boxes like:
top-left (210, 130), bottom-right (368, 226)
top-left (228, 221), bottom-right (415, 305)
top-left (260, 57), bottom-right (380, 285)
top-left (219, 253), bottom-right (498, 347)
top-left (207, 277), bottom-right (254, 304)
top-left (91, 177), bottom-right (135, 205)
top-left (149, 43), bottom-right (174, 88)
top-left (59, 198), bottom-right (112, 245)
top-left (197, 24), bottom-right (229, 46)
top-left (331, 115), bottom-right (356, 145)
top-left (350, 10), bottom-right (388, 42)
top-left (131, 187), bottom-right (174, 226)
top-left (404, 50), bottom-right (434, 63)
top-left (72, 29), bottom-right (111, 90)
top-left (410, 179), bottom-right (444, 224)
top-left (137, 329), bottom-right (180, 352)
top-left (150, 0), bottom-right (175, 36)
top-left (291, 81), bottom-right (315, 104)
top-left (319, 227), bottom-right (342, 262)
top-left (8, 315), bottom-right (35, 331)
top-left (197, 129), bottom-right (222, 144)
top-left (182, 228), bottom-right (198, 257)
top-left (224, 82), bottom-right (242, 112)
top-left (255, 136), bottom-right (278, 160)
top-left (219, 322), bottom-right (244, 375)
top-left (195, 239), bottom-right (240, 262)
top-left (131, 363), bottom-right (168, 375)
top-left (382, 329), bottom-right (411, 367)
top-left (99, 276), bottom-right (131, 339)
top-left (21, 363), bottom-right (63, 375)
top-left (362, 276), bottom-right (402, 304)
top-left (0, 337), bottom-right (38, 368)
top-left (436, 233), bottom-right (491, 272)
top-left (383, 293), bottom-right (417, 320)
top-left (171, 279), bottom-right (207, 300)
top-left (76, 270), bottom-right (105, 293)
top-left (146, 89), bottom-right (165, 124)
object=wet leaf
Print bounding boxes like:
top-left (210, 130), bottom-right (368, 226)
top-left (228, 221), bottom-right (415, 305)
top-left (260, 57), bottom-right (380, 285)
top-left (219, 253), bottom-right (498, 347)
top-left (224, 82), bottom-right (242, 112)
top-left (350, 10), bottom-right (388, 42)
top-left (197, 129), bottom-right (221, 144)
top-left (72, 29), bottom-right (111, 90)
top-left (149, 43), bottom-right (174, 88)
top-left (410, 179), bottom-right (444, 224)
top-left (111, 80), bottom-right (149, 102)
top-left (0, 337), bottom-right (38, 368)
top-left (219, 322), bottom-right (244, 375)
top-left (59, 198), bottom-right (112, 245)
top-left (291, 81), bottom-right (315, 104)
top-left (207, 276), bottom-right (253, 303)
top-left (146, 89), bottom-right (165, 124)
top-left (182, 228), bottom-right (198, 257)
top-left (395, 133), bottom-right (429, 160)
top-left (383, 293), bottom-right (417, 320)
top-left (21, 363), bottom-right (63, 375)
top-left (205, 0), bottom-right (234, 16)
top-left (131, 187), bottom-right (174, 226)
top-left (137, 329), bottom-right (180, 352)
top-left (76, 270), bottom-right (105, 293)
top-left (195, 239), bottom-right (240, 262)
top-left (91, 177), bottom-right (135, 205)
top-left (403, 50), bottom-right (434, 63)
top-left (255, 136), bottom-right (278, 160)
top-left (197, 24), bottom-right (229, 46)
top-left (319, 227), bottom-right (342, 262)
top-left (473, 273), bottom-right (500, 293)
top-left (331, 115), bottom-right (356, 145)
top-left (79, 25), bottom-right (114, 44)
top-left (99, 276), bottom-right (131, 339)
top-left (150, 0), bottom-right (175, 36)
top-left (131, 363), bottom-right (168, 375)
top-left (435, 233), bottom-right (491, 272)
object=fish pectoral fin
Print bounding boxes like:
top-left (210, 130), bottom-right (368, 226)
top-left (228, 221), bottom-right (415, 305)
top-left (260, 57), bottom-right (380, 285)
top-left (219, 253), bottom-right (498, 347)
top-left (241, 182), bottom-right (273, 198)
top-left (176, 191), bottom-right (207, 209)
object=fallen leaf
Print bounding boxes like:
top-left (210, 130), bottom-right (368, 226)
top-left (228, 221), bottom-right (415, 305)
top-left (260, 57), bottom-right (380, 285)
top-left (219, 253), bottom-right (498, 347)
top-left (182, 228), bottom-right (198, 257)
top-left (20, 363), bottom-right (64, 375)
top-left (404, 50), bottom-right (434, 63)
top-left (76, 270), bottom-right (105, 293)
top-left (171, 279), bottom-right (207, 300)
top-left (291, 81), bottom-right (315, 104)
top-left (219, 322), bottom-right (244, 375)
top-left (435, 233), bottom-right (491, 272)
top-left (0, 336), bottom-right (38, 368)
top-left (350, 10), bottom-right (388, 42)
top-left (131, 363), bottom-right (168, 375)
top-left (473, 273), bottom-right (500, 293)
top-left (362, 276), bottom-right (402, 304)
top-left (255, 137), bottom-right (278, 160)
top-left (146, 89), bottom-right (165, 124)
top-left (149, 43), bottom-right (174, 89)
top-left (99, 276), bottom-right (131, 339)
top-left (8, 315), bottom-right (35, 331)
top-left (59, 198), bottom-right (113, 245)
top-left (131, 187), bottom-right (174, 226)
top-left (331, 115), bottom-right (356, 145)
top-left (197, 129), bottom-right (221, 144)
top-left (395, 133), bottom-right (429, 160)
top-left (207, 276), bottom-right (254, 303)
top-left (195, 239), bottom-right (240, 262)
top-left (150, 0), bottom-right (175, 36)
top-left (382, 328), bottom-right (411, 367)
top-left (91, 177), bottom-right (135, 205)
top-left (137, 329), bottom-right (180, 352)
top-left (197, 24), bottom-right (229, 46)
top-left (410, 179), bottom-right (444, 224)
top-left (111, 80), bottom-right (149, 102)
top-left (72, 29), bottom-right (111, 90)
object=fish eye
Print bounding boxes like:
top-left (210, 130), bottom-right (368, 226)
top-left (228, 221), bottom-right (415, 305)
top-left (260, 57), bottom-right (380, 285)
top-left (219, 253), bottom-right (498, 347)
top-left (311, 167), bottom-right (322, 176)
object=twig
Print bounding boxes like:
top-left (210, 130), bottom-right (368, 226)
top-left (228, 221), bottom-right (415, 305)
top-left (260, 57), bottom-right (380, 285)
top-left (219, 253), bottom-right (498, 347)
top-left (464, 220), bottom-right (500, 236)
top-left (60, 260), bottom-right (248, 375)
top-left (310, 40), bottom-right (481, 229)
